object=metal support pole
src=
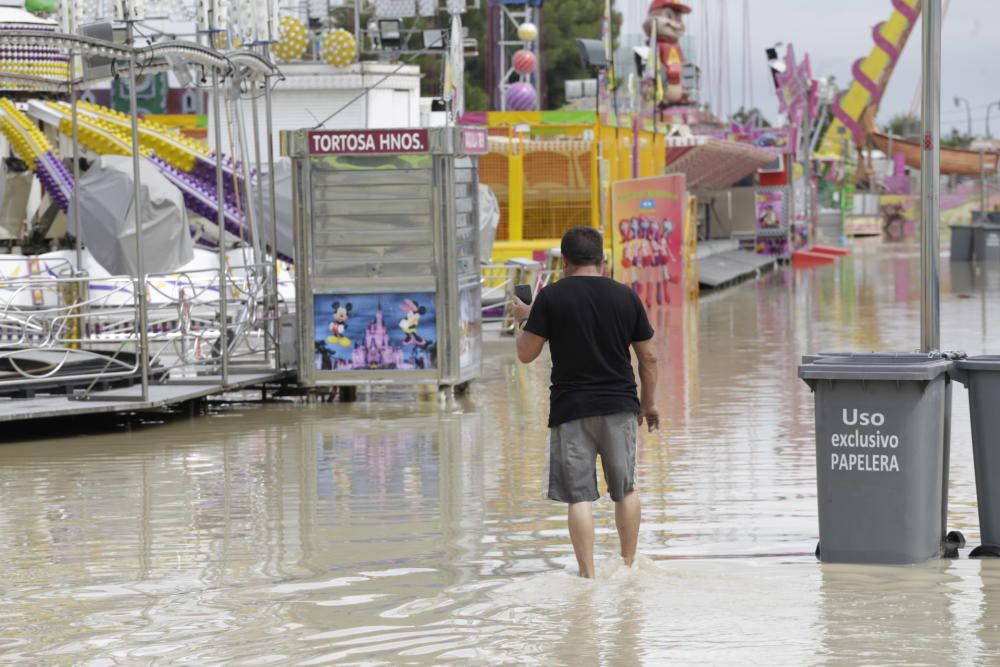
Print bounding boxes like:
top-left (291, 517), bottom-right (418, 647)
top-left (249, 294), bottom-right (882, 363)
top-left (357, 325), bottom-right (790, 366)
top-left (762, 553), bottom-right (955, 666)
top-left (787, 156), bottom-right (795, 258)
top-left (251, 86), bottom-right (264, 247)
top-left (263, 51), bottom-right (281, 370)
top-left (127, 29), bottom-right (150, 400)
top-left (498, 6), bottom-right (506, 111)
top-left (69, 67), bottom-right (82, 275)
top-left (212, 68), bottom-right (229, 383)
top-left (920, 0), bottom-right (941, 353)
top-left (68, 54), bottom-right (86, 350)
top-left (353, 0), bottom-right (361, 52)
top-left (981, 148), bottom-right (987, 216)
top-left (250, 73), bottom-right (270, 365)
top-left (840, 136), bottom-right (849, 245)
top-left (803, 102), bottom-right (812, 246)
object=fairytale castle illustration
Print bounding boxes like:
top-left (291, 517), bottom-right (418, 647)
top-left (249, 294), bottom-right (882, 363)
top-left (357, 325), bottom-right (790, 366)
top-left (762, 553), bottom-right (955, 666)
top-left (329, 301), bottom-right (430, 371)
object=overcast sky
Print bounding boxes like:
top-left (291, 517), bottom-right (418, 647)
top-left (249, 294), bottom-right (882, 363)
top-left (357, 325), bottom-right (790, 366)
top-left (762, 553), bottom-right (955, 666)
top-left (615, 0), bottom-right (1000, 136)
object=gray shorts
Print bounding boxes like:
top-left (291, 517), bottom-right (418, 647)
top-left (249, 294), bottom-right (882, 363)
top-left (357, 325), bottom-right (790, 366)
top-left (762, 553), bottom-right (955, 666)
top-left (548, 412), bottom-right (637, 503)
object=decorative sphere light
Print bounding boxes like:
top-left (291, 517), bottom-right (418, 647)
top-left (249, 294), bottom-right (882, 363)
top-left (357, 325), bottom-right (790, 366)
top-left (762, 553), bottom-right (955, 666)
top-left (320, 28), bottom-right (357, 69)
top-left (512, 49), bottom-right (536, 75)
top-left (517, 22), bottom-right (538, 42)
top-left (271, 14), bottom-right (308, 63)
top-left (505, 81), bottom-right (537, 111)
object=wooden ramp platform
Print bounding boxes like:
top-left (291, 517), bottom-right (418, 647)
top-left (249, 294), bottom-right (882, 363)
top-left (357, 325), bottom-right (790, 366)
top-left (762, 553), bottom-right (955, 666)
top-left (0, 370), bottom-right (290, 423)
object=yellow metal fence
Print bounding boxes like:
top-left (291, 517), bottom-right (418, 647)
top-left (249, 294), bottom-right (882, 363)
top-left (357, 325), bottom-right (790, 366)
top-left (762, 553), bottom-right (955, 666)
top-left (479, 119), bottom-right (667, 257)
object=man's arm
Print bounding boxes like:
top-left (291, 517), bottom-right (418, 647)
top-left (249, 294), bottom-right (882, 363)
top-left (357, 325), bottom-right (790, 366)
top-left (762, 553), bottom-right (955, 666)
top-left (512, 296), bottom-right (546, 363)
top-left (516, 329), bottom-right (546, 364)
top-left (633, 339), bottom-right (659, 431)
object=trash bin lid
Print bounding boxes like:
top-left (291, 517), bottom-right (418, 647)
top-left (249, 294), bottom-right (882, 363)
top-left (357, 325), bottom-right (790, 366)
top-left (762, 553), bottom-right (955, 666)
top-left (955, 356), bottom-right (1000, 372)
top-left (798, 353), bottom-right (952, 381)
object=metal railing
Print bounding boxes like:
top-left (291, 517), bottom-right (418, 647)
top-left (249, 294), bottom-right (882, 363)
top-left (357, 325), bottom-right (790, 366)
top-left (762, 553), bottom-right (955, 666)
top-left (0, 274), bottom-right (141, 388)
top-left (0, 257), bottom-right (287, 398)
top-left (480, 259), bottom-right (562, 335)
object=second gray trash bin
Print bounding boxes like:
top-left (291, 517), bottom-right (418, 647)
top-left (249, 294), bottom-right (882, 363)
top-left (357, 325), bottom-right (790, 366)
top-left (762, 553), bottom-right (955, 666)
top-left (799, 354), bottom-right (953, 564)
top-left (973, 225), bottom-right (1000, 262)
top-left (953, 356), bottom-right (1000, 557)
top-left (950, 225), bottom-right (974, 262)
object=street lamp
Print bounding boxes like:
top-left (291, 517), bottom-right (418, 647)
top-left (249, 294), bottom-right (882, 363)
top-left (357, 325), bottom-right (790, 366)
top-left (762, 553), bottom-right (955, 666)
top-left (987, 101), bottom-right (1000, 139)
top-left (575, 38), bottom-right (606, 118)
top-left (954, 96), bottom-right (973, 136)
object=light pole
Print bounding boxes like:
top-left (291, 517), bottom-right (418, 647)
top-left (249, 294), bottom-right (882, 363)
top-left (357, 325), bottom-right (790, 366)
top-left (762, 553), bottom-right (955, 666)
top-left (954, 96), bottom-right (972, 137)
top-left (922, 1), bottom-right (942, 353)
top-left (986, 101), bottom-right (1000, 139)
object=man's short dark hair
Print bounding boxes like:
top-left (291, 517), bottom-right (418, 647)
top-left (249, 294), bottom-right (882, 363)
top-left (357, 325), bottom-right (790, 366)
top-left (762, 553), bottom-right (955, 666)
top-left (561, 226), bottom-right (604, 267)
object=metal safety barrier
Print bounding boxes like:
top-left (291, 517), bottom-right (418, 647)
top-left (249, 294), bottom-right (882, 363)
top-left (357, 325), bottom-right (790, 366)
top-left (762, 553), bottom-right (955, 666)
top-left (0, 257), bottom-right (287, 398)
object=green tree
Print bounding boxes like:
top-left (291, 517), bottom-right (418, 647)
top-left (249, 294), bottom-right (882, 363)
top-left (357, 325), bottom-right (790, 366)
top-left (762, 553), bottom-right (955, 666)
top-left (886, 112), bottom-right (919, 137)
top-left (540, 0), bottom-right (619, 109)
top-left (941, 127), bottom-right (974, 149)
top-left (411, 12), bottom-right (488, 110)
top-left (732, 106), bottom-right (772, 128)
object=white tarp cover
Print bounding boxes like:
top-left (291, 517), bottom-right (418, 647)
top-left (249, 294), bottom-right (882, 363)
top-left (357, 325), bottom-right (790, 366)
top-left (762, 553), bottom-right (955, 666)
top-left (254, 156), bottom-right (294, 261)
top-left (70, 155), bottom-right (193, 277)
top-left (478, 184), bottom-right (500, 263)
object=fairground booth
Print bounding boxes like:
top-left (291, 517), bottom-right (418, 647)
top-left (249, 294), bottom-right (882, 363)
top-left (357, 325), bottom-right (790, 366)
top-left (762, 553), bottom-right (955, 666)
top-left (284, 126), bottom-right (488, 393)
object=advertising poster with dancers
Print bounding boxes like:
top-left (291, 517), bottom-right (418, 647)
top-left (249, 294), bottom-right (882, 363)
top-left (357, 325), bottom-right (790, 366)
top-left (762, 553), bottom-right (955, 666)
top-left (314, 292), bottom-right (437, 372)
top-left (612, 174), bottom-right (686, 309)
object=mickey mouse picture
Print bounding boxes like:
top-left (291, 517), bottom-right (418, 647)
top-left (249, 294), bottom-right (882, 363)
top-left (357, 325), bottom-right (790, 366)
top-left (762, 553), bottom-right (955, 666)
top-left (399, 299), bottom-right (428, 347)
top-left (327, 301), bottom-right (353, 347)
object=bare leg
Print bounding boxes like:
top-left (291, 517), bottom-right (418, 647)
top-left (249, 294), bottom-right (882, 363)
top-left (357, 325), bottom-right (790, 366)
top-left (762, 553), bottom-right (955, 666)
top-left (615, 491), bottom-right (641, 566)
top-left (567, 501), bottom-right (595, 578)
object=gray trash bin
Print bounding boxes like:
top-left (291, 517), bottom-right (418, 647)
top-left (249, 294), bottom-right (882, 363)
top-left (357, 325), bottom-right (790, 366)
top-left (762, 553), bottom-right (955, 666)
top-left (952, 357), bottom-right (1000, 557)
top-left (951, 225), bottom-right (974, 262)
top-left (974, 224), bottom-right (1000, 262)
top-left (949, 260), bottom-right (978, 294)
top-left (799, 354), bottom-right (954, 564)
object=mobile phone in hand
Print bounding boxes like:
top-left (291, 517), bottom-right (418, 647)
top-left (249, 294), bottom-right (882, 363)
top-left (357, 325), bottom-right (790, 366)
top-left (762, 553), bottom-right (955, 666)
top-left (514, 284), bottom-right (533, 306)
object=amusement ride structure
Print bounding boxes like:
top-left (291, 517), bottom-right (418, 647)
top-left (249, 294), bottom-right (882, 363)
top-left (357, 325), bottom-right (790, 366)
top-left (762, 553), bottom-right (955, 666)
top-left (0, 0), bottom-right (477, 414)
top-left (820, 0), bottom-right (997, 176)
top-left (0, 0), bottom-right (991, 421)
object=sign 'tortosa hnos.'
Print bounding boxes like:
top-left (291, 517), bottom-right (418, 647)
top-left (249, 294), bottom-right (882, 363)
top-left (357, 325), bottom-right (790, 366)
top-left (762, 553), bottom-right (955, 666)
top-left (308, 129), bottom-right (431, 156)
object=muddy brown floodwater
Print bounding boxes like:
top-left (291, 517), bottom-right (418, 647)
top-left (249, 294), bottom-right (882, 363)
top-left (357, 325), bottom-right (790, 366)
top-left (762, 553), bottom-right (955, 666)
top-left (2, 241), bottom-right (1000, 664)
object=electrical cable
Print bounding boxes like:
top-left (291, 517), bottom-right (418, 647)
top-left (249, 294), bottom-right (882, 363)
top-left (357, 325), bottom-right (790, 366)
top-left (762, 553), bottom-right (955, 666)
top-left (311, 36), bottom-right (449, 129)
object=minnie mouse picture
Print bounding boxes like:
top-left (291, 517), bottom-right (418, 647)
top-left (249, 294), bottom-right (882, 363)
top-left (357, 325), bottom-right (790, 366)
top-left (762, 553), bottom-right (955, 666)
top-left (327, 301), bottom-right (353, 347)
top-left (399, 299), bottom-right (428, 347)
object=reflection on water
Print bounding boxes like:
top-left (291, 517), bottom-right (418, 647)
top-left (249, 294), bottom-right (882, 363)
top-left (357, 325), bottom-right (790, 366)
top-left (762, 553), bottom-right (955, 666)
top-left (3, 242), bottom-right (1000, 662)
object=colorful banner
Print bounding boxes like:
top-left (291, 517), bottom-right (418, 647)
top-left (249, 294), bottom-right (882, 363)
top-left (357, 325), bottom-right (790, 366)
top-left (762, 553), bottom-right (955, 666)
top-left (703, 125), bottom-right (797, 155)
top-left (774, 43), bottom-right (817, 125)
top-left (314, 292), bottom-right (437, 371)
top-left (612, 174), bottom-right (686, 308)
top-left (756, 188), bottom-right (789, 256)
top-left (756, 188), bottom-right (785, 228)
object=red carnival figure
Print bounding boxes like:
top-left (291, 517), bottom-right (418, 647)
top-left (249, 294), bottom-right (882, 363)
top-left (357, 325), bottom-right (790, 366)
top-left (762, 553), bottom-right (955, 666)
top-left (643, 0), bottom-right (691, 105)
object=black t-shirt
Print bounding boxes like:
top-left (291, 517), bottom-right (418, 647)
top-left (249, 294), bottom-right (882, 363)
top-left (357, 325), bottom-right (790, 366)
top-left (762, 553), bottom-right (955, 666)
top-left (524, 276), bottom-right (655, 427)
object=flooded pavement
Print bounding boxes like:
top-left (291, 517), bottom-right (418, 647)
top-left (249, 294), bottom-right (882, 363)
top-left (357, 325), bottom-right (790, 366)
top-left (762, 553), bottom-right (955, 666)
top-left (4, 241), bottom-right (1000, 664)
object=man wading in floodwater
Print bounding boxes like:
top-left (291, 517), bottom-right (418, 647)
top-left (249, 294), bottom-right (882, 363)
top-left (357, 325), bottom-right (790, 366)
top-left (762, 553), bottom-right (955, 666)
top-left (513, 226), bottom-right (659, 578)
